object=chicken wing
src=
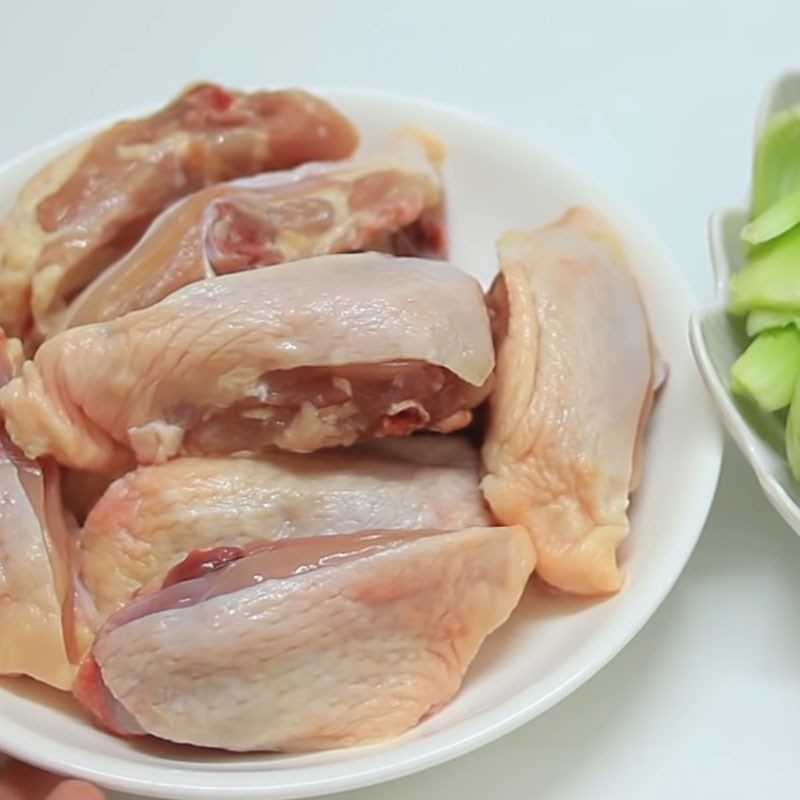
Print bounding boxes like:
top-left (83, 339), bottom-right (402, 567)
top-left (0, 331), bottom-right (77, 689)
top-left (57, 131), bottom-right (444, 332)
top-left (481, 208), bottom-right (657, 595)
top-left (75, 525), bottom-right (534, 751)
top-left (0, 253), bottom-right (494, 472)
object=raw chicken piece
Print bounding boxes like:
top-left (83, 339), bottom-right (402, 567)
top-left (74, 525), bottom-right (534, 751)
top-left (58, 131), bottom-right (445, 331)
top-left (0, 331), bottom-right (77, 689)
top-left (79, 436), bottom-right (491, 619)
top-left (481, 208), bottom-right (657, 595)
top-left (0, 253), bottom-right (494, 472)
top-left (0, 83), bottom-right (358, 339)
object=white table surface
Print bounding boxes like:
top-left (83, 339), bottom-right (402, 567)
top-left (2, 1), bottom-right (800, 797)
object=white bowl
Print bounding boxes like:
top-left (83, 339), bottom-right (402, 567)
top-left (690, 71), bottom-right (800, 535)
top-left (0, 90), bottom-right (722, 799)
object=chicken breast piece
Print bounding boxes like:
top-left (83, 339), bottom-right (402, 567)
top-left (0, 83), bottom-right (358, 340)
top-left (57, 131), bottom-right (445, 332)
top-left (0, 331), bottom-right (77, 689)
top-left (74, 525), bottom-right (534, 751)
top-left (481, 207), bottom-right (657, 595)
top-left (79, 436), bottom-right (491, 620)
top-left (0, 253), bottom-right (494, 472)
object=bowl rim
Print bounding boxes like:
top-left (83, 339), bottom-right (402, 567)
top-left (0, 87), bottom-right (724, 799)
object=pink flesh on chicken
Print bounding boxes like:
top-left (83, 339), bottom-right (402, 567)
top-left (160, 546), bottom-right (246, 588)
top-left (0, 83), bottom-right (358, 339)
top-left (106, 531), bottom-right (430, 631)
top-left (0, 330), bottom-right (78, 689)
top-left (0, 253), bottom-right (494, 472)
top-left (481, 207), bottom-right (657, 595)
top-left (181, 360), bottom-right (488, 457)
top-left (78, 435), bottom-right (491, 619)
top-left (59, 132), bottom-right (445, 331)
top-left (74, 525), bottom-right (534, 751)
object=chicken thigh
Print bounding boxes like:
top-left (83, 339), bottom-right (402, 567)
top-left (0, 83), bottom-right (357, 339)
top-left (79, 436), bottom-right (490, 619)
top-left (481, 208), bottom-right (657, 595)
top-left (59, 131), bottom-right (445, 331)
top-left (75, 525), bottom-right (534, 751)
top-left (0, 253), bottom-right (494, 472)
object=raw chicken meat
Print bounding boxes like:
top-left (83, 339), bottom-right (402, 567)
top-left (0, 331), bottom-right (77, 689)
top-left (0, 83), bottom-right (358, 339)
top-left (58, 131), bottom-right (445, 331)
top-left (79, 436), bottom-right (491, 620)
top-left (481, 208), bottom-right (657, 595)
top-left (0, 253), bottom-right (494, 472)
top-left (74, 525), bottom-right (534, 751)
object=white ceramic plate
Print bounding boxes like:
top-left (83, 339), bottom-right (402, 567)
top-left (690, 71), bottom-right (800, 535)
top-left (0, 90), bottom-right (722, 799)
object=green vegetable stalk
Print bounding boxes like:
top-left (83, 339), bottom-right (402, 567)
top-left (751, 108), bottom-right (800, 217)
top-left (729, 225), bottom-right (800, 314)
top-left (742, 188), bottom-right (800, 245)
top-left (731, 326), bottom-right (800, 411)
top-left (787, 378), bottom-right (800, 479)
top-left (728, 103), bottom-right (800, 471)
top-left (746, 309), bottom-right (800, 336)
